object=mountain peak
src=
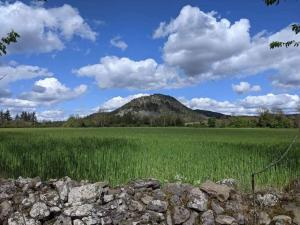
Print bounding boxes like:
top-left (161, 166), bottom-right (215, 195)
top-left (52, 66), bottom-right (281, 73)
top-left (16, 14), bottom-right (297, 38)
top-left (111, 94), bottom-right (224, 121)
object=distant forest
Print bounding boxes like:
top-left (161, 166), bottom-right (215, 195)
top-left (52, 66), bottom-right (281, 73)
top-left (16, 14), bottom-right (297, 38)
top-left (0, 109), bottom-right (299, 128)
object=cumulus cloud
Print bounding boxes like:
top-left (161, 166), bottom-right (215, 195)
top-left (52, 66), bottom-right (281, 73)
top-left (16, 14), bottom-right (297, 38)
top-left (91, 92), bottom-right (300, 116)
top-left (0, 97), bottom-right (37, 112)
top-left (75, 56), bottom-right (190, 90)
top-left (183, 93), bottom-right (300, 115)
top-left (110, 36), bottom-right (128, 51)
top-left (98, 93), bottom-right (150, 112)
top-left (19, 77), bottom-right (87, 105)
top-left (0, 63), bottom-right (53, 87)
top-left (37, 110), bottom-right (66, 121)
top-left (154, 5), bottom-right (300, 88)
top-left (232, 82), bottom-right (261, 94)
top-left (0, 1), bottom-right (96, 54)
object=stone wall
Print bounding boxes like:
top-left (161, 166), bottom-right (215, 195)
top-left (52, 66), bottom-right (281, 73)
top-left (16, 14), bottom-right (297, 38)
top-left (0, 177), bottom-right (299, 225)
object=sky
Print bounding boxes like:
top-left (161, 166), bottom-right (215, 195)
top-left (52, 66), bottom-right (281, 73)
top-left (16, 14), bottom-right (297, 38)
top-left (0, 0), bottom-right (300, 121)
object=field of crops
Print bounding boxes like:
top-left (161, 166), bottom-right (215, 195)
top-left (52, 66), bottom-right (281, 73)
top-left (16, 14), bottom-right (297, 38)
top-left (0, 128), bottom-right (299, 189)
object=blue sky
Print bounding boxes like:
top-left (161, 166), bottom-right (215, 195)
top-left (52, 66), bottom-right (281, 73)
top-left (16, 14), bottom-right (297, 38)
top-left (0, 0), bottom-right (299, 120)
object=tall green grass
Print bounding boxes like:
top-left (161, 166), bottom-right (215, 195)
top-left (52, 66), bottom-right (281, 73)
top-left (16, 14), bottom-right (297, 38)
top-left (0, 128), bottom-right (299, 189)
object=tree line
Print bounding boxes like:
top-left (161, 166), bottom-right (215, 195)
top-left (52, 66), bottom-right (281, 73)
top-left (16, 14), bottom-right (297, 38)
top-left (202, 109), bottom-right (300, 129)
top-left (0, 110), bottom-right (38, 127)
top-left (0, 108), bottom-right (299, 128)
top-left (64, 112), bottom-right (185, 128)
top-left (64, 109), bottom-right (300, 128)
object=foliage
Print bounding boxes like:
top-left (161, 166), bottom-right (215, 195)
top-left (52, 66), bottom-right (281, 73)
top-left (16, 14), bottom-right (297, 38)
top-left (257, 108), bottom-right (293, 128)
top-left (0, 128), bottom-right (298, 189)
top-left (0, 110), bottom-right (39, 127)
top-left (63, 110), bottom-right (299, 129)
top-left (64, 112), bottom-right (185, 128)
top-left (0, 107), bottom-right (298, 129)
top-left (0, 31), bottom-right (20, 56)
top-left (265, 0), bottom-right (300, 48)
top-left (208, 117), bottom-right (216, 128)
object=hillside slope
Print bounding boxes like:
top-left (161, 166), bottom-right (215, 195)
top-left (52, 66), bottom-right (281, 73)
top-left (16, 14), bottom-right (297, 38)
top-left (112, 94), bottom-right (209, 121)
top-left (84, 94), bottom-right (226, 124)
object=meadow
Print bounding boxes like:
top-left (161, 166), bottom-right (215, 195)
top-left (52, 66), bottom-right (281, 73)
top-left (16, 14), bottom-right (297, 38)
top-left (0, 128), bottom-right (299, 190)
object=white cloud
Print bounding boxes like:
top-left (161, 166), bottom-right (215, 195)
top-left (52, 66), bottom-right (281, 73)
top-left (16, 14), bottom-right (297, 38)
top-left (240, 94), bottom-right (299, 112)
top-left (37, 110), bottom-right (66, 121)
top-left (0, 1), bottom-right (96, 54)
top-left (182, 97), bottom-right (244, 115)
top-left (20, 77), bottom-right (87, 105)
top-left (110, 36), bottom-right (128, 51)
top-left (0, 97), bottom-right (37, 113)
top-left (232, 82), bottom-right (261, 94)
top-left (93, 19), bottom-right (106, 26)
top-left (92, 93), bottom-right (300, 116)
top-left (154, 5), bottom-right (300, 88)
top-left (75, 56), bottom-right (189, 90)
top-left (98, 93), bottom-right (150, 112)
top-left (183, 93), bottom-right (300, 115)
top-left (0, 63), bottom-right (52, 87)
top-left (154, 5), bottom-right (251, 77)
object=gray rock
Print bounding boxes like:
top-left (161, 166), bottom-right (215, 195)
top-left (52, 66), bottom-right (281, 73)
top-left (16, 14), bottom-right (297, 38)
top-left (53, 215), bottom-right (72, 225)
top-left (272, 215), bottom-right (292, 225)
top-left (50, 206), bottom-right (61, 213)
top-left (117, 191), bottom-right (131, 200)
top-left (200, 181), bottom-right (234, 202)
top-left (211, 201), bottom-right (224, 215)
top-left (215, 215), bottom-right (236, 225)
top-left (30, 202), bottom-right (50, 220)
top-left (283, 202), bottom-right (300, 225)
top-left (225, 200), bottom-right (241, 213)
top-left (129, 200), bottom-right (144, 212)
top-left (133, 179), bottom-right (160, 189)
top-left (103, 194), bottom-right (114, 203)
top-left (167, 211), bottom-right (173, 225)
top-left (8, 212), bottom-right (41, 225)
top-left (16, 177), bottom-right (41, 191)
top-left (257, 193), bottom-right (278, 207)
top-left (183, 211), bottom-right (198, 225)
top-left (163, 183), bottom-right (192, 197)
top-left (0, 200), bottom-right (13, 220)
top-left (63, 204), bottom-right (94, 217)
top-left (22, 193), bottom-right (37, 207)
top-left (147, 200), bottom-right (168, 213)
top-left (104, 199), bottom-right (123, 210)
top-left (54, 177), bottom-right (72, 202)
top-left (170, 194), bottom-right (183, 206)
top-left (40, 190), bottom-right (60, 206)
top-left (187, 188), bottom-right (208, 212)
top-left (82, 216), bottom-right (102, 225)
top-left (153, 189), bottom-right (166, 200)
top-left (258, 212), bottom-right (271, 225)
top-left (100, 216), bottom-right (113, 225)
top-left (73, 219), bottom-right (85, 225)
top-left (0, 181), bottom-right (16, 201)
top-left (142, 211), bottom-right (165, 223)
top-left (116, 201), bottom-right (128, 213)
top-left (173, 206), bottom-right (190, 224)
top-left (201, 210), bottom-right (215, 225)
top-left (68, 182), bottom-right (107, 204)
top-left (217, 179), bottom-right (237, 188)
top-left (141, 194), bottom-right (153, 205)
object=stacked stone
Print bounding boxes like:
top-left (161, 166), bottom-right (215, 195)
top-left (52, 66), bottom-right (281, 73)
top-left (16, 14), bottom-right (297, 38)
top-left (0, 177), bottom-right (298, 225)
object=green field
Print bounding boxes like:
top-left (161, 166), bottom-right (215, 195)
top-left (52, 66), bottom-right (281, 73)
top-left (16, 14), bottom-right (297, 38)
top-left (0, 128), bottom-right (299, 189)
